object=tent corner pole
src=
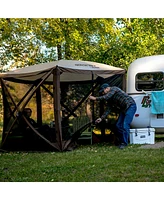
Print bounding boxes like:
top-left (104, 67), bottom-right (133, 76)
top-left (53, 67), bottom-right (63, 151)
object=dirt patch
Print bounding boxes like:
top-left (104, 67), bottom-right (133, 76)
top-left (139, 141), bottom-right (164, 149)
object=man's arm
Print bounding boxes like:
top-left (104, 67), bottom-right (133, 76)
top-left (89, 96), bottom-right (96, 101)
top-left (89, 95), bottom-right (111, 123)
top-left (100, 107), bottom-right (111, 120)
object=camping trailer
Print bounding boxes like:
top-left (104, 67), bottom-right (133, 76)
top-left (127, 55), bottom-right (164, 133)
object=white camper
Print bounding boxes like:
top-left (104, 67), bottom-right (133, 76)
top-left (127, 55), bottom-right (164, 133)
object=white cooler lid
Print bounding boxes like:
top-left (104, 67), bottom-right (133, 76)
top-left (130, 128), bottom-right (155, 132)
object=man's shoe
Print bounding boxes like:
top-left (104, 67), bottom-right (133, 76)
top-left (119, 143), bottom-right (127, 149)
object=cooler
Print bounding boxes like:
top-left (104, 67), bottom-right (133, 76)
top-left (129, 128), bottom-right (155, 144)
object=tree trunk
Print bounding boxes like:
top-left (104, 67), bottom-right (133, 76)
top-left (57, 44), bottom-right (62, 60)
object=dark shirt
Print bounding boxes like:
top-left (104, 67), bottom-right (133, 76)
top-left (20, 116), bottom-right (38, 131)
top-left (96, 86), bottom-right (136, 119)
top-left (27, 118), bottom-right (37, 127)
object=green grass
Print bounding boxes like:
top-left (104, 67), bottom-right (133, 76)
top-left (0, 143), bottom-right (164, 182)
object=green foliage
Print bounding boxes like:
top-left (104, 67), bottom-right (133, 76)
top-left (0, 143), bottom-right (164, 182)
top-left (1, 18), bottom-right (164, 70)
top-left (105, 18), bottom-right (164, 70)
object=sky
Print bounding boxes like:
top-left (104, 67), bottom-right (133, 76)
top-left (1, 0), bottom-right (164, 18)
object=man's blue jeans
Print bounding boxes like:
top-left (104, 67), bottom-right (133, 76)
top-left (116, 103), bottom-right (137, 145)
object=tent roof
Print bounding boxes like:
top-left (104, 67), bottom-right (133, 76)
top-left (0, 60), bottom-right (125, 83)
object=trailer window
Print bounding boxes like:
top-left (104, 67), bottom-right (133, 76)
top-left (136, 72), bottom-right (164, 91)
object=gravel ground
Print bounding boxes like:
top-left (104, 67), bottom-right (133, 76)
top-left (139, 141), bottom-right (164, 149)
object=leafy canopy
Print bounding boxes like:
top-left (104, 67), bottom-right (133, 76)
top-left (0, 18), bottom-right (164, 72)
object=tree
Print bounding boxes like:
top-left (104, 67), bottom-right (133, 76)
top-left (0, 18), bottom-right (116, 70)
top-left (1, 18), bottom-right (164, 71)
top-left (101, 18), bottom-right (164, 70)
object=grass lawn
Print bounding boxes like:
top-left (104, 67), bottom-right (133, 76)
top-left (0, 142), bottom-right (164, 182)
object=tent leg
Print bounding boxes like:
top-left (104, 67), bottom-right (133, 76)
top-left (53, 68), bottom-right (63, 151)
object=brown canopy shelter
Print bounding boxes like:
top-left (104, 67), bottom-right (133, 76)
top-left (0, 60), bottom-right (125, 151)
